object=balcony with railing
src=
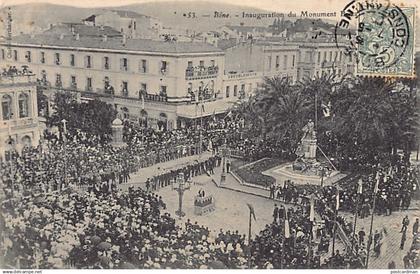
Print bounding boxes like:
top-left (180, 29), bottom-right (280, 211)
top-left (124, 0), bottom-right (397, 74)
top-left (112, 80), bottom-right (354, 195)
top-left (185, 66), bottom-right (219, 80)
top-left (321, 60), bottom-right (337, 68)
top-left (0, 117), bottom-right (38, 130)
top-left (0, 66), bottom-right (36, 86)
top-left (225, 71), bottom-right (258, 79)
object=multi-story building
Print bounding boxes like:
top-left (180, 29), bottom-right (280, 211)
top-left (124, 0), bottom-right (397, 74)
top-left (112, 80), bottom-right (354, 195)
top-left (297, 41), bottom-right (354, 80)
top-left (223, 41), bottom-right (299, 98)
top-left (221, 39), bottom-right (354, 102)
top-left (0, 32), bottom-right (225, 130)
top-left (0, 69), bottom-right (40, 161)
top-left (0, 24), bottom-right (355, 132)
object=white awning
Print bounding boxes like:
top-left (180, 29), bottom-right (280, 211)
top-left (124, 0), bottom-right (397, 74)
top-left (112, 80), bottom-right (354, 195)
top-left (176, 100), bottom-right (235, 119)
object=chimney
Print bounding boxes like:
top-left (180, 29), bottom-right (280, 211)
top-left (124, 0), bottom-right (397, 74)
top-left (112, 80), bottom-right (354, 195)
top-left (70, 25), bottom-right (75, 34)
top-left (49, 23), bottom-right (53, 29)
top-left (75, 33), bottom-right (80, 40)
top-left (102, 34), bottom-right (107, 42)
top-left (122, 33), bottom-right (127, 45)
top-left (59, 33), bottom-right (64, 40)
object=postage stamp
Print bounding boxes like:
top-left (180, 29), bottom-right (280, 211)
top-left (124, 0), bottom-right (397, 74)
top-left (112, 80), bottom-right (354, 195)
top-left (335, 0), bottom-right (416, 77)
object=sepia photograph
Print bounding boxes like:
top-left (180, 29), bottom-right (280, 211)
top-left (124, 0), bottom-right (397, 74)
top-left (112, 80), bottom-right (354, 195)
top-left (0, 0), bottom-right (419, 271)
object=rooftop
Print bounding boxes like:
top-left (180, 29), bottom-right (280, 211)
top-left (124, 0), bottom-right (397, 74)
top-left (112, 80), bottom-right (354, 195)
top-left (224, 25), bottom-right (268, 33)
top-left (7, 33), bottom-right (224, 55)
top-left (44, 23), bottom-right (123, 38)
top-left (111, 10), bottom-right (150, 19)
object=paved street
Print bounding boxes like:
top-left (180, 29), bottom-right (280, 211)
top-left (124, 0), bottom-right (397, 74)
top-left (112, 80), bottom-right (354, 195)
top-left (120, 155), bottom-right (419, 269)
top-left (119, 152), bottom-right (212, 191)
top-left (344, 205), bottom-right (420, 269)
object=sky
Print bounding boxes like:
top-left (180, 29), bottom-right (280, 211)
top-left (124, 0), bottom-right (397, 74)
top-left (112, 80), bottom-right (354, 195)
top-left (2, 0), bottom-right (419, 21)
top-left (0, 0), bottom-right (354, 12)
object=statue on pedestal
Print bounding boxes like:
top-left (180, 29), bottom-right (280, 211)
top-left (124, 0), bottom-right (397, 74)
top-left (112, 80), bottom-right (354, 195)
top-left (294, 119), bottom-right (318, 172)
top-left (301, 119), bottom-right (316, 141)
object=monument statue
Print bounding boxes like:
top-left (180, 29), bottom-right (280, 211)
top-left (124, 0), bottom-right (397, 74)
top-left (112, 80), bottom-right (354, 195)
top-left (296, 119), bottom-right (317, 160)
top-left (301, 119), bottom-right (316, 141)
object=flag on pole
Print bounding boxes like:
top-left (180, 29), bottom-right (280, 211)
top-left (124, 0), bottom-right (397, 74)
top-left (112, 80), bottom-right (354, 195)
top-left (321, 102), bottom-right (331, 117)
top-left (335, 189), bottom-right (340, 211)
top-left (357, 179), bottom-right (363, 194)
top-left (247, 203), bottom-right (256, 221)
top-left (284, 218), bottom-right (290, 238)
top-left (309, 198), bottom-right (315, 222)
top-left (374, 173), bottom-right (380, 193)
top-left (388, 166), bottom-right (393, 177)
top-left (225, 110), bottom-right (232, 119)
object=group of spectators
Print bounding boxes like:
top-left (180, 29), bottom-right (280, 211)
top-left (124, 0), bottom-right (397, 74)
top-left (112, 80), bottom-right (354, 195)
top-left (145, 156), bottom-right (221, 192)
top-left (0, 110), bottom-right (419, 270)
top-left (1, 186), bottom-right (249, 269)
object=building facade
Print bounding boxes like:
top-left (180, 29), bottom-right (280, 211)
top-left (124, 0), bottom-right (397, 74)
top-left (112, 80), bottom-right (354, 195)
top-left (0, 27), bottom-right (355, 132)
top-left (0, 70), bottom-right (40, 161)
top-left (0, 33), bottom-right (225, 130)
top-left (297, 42), bottom-right (354, 80)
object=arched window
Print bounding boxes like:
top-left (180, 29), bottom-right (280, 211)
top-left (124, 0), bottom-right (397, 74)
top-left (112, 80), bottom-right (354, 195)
top-left (139, 109), bottom-right (148, 128)
top-left (18, 93), bottom-right (29, 118)
top-left (209, 80), bottom-right (214, 91)
top-left (2, 94), bottom-right (12, 120)
top-left (158, 113), bottom-right (168, 131)
top-left (159, 112), bottom-right (167, 120)
top-left (21, 135), bottom-right (32, 147)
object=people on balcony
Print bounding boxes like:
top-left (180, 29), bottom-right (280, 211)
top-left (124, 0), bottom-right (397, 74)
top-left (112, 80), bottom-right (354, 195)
top-left (104, 84), bottom-right (114, 95)
top-left (1, 66), bottom-right (33, 77)
top-left (185, 65), bottom-right (219, 78)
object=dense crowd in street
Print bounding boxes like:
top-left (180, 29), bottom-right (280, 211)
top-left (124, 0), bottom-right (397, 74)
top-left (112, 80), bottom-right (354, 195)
top-left (1, 187), bottom-right (249, 269)
top-left (0, 114), bottom-right (419, 269)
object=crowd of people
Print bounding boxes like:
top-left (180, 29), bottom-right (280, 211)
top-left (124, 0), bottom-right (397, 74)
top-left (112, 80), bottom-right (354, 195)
top-left (1, 186), bottom-right (249, 269)
top-left (1, 110), bottom-right (419, 269)
top-left (145, 156), bottom-right (220, 192)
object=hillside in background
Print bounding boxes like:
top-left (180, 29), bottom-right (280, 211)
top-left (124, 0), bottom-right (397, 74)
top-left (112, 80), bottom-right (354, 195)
top-left (0, 1), bottom-right (283, 36)
top-left (0, 1), bottom-right (419, 50)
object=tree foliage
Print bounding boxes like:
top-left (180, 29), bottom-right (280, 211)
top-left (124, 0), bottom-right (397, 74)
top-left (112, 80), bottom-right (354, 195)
top-left (49, 91), bottom-right (117, 136)
top-left (233, 75), bottom-right (418, 167)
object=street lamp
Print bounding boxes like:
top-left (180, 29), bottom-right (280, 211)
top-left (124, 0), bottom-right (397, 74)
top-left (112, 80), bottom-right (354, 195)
top-left (61, 119), bottom-right (68, 190)
top-left (172, 172), bottom-right (191, 218)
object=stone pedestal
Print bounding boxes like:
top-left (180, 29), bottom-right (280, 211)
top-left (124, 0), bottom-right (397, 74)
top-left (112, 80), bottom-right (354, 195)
top-left (302, 138), bottom-right (317, 160)
top-left (194, 195), bottom-right (215, 215)
top-left (111, 118), bottom-right (127, 148)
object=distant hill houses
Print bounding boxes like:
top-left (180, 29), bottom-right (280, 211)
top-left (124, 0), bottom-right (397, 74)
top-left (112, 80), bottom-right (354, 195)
top-left (82, 10), bottom-right (163, 40)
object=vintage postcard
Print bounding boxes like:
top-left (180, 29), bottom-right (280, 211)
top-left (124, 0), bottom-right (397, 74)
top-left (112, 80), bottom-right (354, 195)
top-left (0, 0), bottom-right (419, 271)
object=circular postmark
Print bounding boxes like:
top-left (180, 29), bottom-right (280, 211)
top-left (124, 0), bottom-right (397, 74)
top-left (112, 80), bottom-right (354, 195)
top-left (334, 0), bottom-right (411, 71)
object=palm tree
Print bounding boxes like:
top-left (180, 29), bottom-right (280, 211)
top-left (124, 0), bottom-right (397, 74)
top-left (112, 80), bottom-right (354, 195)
top-left (267, 87), bottom-right (312, 154)
top-left (299, 71), bottom-right (349, 129)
